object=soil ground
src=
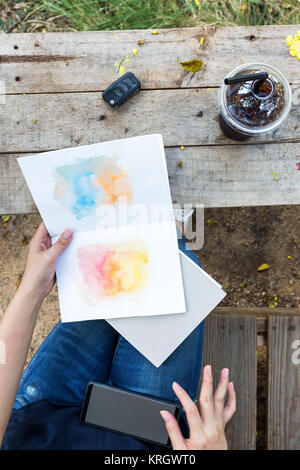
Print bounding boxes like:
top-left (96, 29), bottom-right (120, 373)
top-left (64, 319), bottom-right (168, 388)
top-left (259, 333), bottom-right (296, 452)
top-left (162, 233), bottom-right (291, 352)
top-left (0, 206), bottom-right (299, 449)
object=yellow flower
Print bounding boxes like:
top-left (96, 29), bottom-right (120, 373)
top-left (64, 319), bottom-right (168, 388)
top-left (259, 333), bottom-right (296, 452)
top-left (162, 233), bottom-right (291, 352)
top-left (119, 65), bottom-right (125, 76)
top-left (241, 2), bottom-right (247, 14)
top-left (257, 263), bottom-right (269, 272)
top-left (286, 32), bottom-right (300, 60)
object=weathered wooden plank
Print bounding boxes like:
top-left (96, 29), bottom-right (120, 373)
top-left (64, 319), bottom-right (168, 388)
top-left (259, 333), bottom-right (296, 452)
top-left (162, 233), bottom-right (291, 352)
top-left (167, 142), bottom-right (300, 206)
top-left (268, 316), bottom-right (300, 450)
top-left (203, 314), bottom-right (257, 450)
top-left (0, 88), bottom-right (299, 153)
top-left (1, 140), bottom-right (299, 213)
top-left (0, 25), bottom-right (299, 93)
top-left (214, 307), bottom-right (300, 318)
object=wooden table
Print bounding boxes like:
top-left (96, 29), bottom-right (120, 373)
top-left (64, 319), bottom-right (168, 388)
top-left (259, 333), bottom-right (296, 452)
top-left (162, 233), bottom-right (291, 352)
top-left (0, 25), bottom-right (299, 213)
top-left (0, 24), bottom-right (300, 450)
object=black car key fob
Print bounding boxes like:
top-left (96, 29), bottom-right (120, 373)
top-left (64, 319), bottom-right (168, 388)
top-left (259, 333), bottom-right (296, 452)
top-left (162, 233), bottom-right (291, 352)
top-left (102, 72), bottom-right (141, 108)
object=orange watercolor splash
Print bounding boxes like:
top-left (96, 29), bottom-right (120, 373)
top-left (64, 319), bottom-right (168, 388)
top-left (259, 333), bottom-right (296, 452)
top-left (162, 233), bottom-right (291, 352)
top-left (78, 241), bottom-right (149, 301)
top-left (93, 160), bottom-right (133, 204)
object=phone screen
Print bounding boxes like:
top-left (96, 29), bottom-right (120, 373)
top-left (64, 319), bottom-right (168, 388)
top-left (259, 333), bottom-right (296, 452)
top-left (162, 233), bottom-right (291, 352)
top-left (81, 382), bottom-right (180, 446)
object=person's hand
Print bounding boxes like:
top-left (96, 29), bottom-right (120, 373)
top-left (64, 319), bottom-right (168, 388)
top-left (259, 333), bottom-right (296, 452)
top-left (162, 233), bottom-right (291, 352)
top-left (160, 365), bottom-right (236, 450)
top-left (20, 222), bottom-right (73, 302)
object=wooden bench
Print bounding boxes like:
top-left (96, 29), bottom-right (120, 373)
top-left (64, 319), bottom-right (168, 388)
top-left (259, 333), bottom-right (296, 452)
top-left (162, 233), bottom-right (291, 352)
top-left (0, 24), bottom-right (299, 449)
top-left (206, 309), bottom-right (300, 449)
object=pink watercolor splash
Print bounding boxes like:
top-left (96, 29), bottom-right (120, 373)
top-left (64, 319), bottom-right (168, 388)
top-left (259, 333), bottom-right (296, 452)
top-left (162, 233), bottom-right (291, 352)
top-left (78, 241), bottom-right (149, 301)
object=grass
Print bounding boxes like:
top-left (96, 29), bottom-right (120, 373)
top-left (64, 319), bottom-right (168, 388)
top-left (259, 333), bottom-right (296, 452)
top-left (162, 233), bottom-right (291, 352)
top-left (2, 0), bottom-right (300, 33)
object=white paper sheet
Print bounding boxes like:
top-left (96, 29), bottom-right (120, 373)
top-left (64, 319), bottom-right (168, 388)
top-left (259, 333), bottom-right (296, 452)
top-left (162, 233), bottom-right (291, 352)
top-left (54, 222), bottom-right (186, 321)
top-left (18, 135), bottom-right (186, 322)
top-left (108, 251), bottom-right (226, 367)
top-left (18, 134), bottom-right (173, 237)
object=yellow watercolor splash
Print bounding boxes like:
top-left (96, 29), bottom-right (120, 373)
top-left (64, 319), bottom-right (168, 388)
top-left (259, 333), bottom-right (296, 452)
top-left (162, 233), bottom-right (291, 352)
top-left (78, 241), bottom-right (149, 301)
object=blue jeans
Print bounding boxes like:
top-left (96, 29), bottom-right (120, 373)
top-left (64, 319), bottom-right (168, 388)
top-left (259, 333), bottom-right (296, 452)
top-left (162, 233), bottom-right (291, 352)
top-left (14, 239), bottom-right (204, 411)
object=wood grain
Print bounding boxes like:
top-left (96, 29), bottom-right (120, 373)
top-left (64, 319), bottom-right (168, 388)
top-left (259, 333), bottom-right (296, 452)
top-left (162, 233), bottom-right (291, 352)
top-left (203, 314), bottom-right (257, 450)
top-left (0, 25), bottom-right (299, 93)
top-left (268, 316), bottom-right (300, 450)
top-left (0, 88), bottom-right (299, 153)
top-left (1, 140), bottom-right (299, 213)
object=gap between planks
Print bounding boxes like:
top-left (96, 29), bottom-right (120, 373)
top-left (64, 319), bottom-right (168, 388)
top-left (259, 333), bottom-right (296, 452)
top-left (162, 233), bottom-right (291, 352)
top-left (213, 307), bottom-right (300, 334)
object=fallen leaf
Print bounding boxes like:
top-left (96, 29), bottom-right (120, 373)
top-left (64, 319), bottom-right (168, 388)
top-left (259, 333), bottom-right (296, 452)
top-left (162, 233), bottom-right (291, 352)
top-left (179, 60), bottom-right (203, 73)
top-left (132, 48), bottom-right (138, 56)
top-left (180, 145), bottom-right (184, 150)
top-left (200, 37), bottom-right (205, 46)
top-left (151, 30), bottom-right (158, 35)
top-left (257, 263), bottom-right (270, 272)
top-left (21, 236), bottom-right (28, 246)
top-left (1, 215), bottom-right (10, 223)
top-left (272, 171), bottom-right (279, 181)
top-left (31, 117), bottom-right (38, 123)
top-left (207, 219), bottom-right (212, 227)
top-left (16, 272), bottom-right (23, 287)
top-left (137, 39), bottom-right (145, 46)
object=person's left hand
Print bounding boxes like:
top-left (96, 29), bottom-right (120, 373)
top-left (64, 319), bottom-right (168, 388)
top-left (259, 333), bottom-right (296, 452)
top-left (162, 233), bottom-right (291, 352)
top-left (160, 365), bottom-right (236, 450)
top-left (20, 222), bottom-right (73, 302)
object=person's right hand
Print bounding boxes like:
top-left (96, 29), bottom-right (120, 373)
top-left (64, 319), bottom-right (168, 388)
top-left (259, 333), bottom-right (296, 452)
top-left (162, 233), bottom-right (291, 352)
top-left (160, 365), bottom-right (236, 450)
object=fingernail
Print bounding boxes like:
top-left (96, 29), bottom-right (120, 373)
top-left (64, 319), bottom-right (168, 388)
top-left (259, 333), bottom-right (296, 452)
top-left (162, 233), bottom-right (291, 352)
top-left (229, 381), bottom-right (234, 390)
top-left (205, 365), bottom-right (212, 377)
top-left (160, 410), bottom-right (172, 423)
top-left (172, 381), bottom-right (181, 392)
top-left (222, 368), bottom-right (229, 380)
top-left (62, 229), bottom-right (72, 240)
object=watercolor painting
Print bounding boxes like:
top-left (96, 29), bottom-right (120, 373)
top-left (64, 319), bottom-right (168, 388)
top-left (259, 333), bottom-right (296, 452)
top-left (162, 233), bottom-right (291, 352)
top-left (77, 241), bottom-right (149, 303)
top-left (53, 156), bottom-right (133, 219)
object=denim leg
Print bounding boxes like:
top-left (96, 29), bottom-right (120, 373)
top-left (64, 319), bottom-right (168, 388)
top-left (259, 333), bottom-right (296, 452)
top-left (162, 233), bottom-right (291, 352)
top-left (14, 320), bottom-right (119, 409)
top-left (110, 240), bottom-right (204, 404)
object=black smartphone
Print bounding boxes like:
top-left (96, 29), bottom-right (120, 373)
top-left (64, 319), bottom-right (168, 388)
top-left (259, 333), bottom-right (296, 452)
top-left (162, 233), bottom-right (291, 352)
top-left (80, 382), bottom-right (180, 447)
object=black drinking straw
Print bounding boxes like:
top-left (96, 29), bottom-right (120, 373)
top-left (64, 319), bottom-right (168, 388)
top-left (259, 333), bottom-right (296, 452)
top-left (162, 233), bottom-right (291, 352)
top-left (224, 72), bottom-right (268, 85)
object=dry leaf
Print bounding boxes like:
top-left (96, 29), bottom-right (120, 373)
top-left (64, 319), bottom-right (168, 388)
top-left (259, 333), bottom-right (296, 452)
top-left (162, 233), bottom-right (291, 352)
top-left (257, 263), bottom-right (270, 272)
top-left (21, 236), bottom-right (28, 246)
top-left (1, 215), bottom-right (10, 223)
top-left (137, 39), bottom-right (145, 46)
top-left (179, 60), bottom-right (203, 73)
top-left (16, 272), bottom-right (23, 288)
top-left (207, 219), bottom-right (212, 227)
